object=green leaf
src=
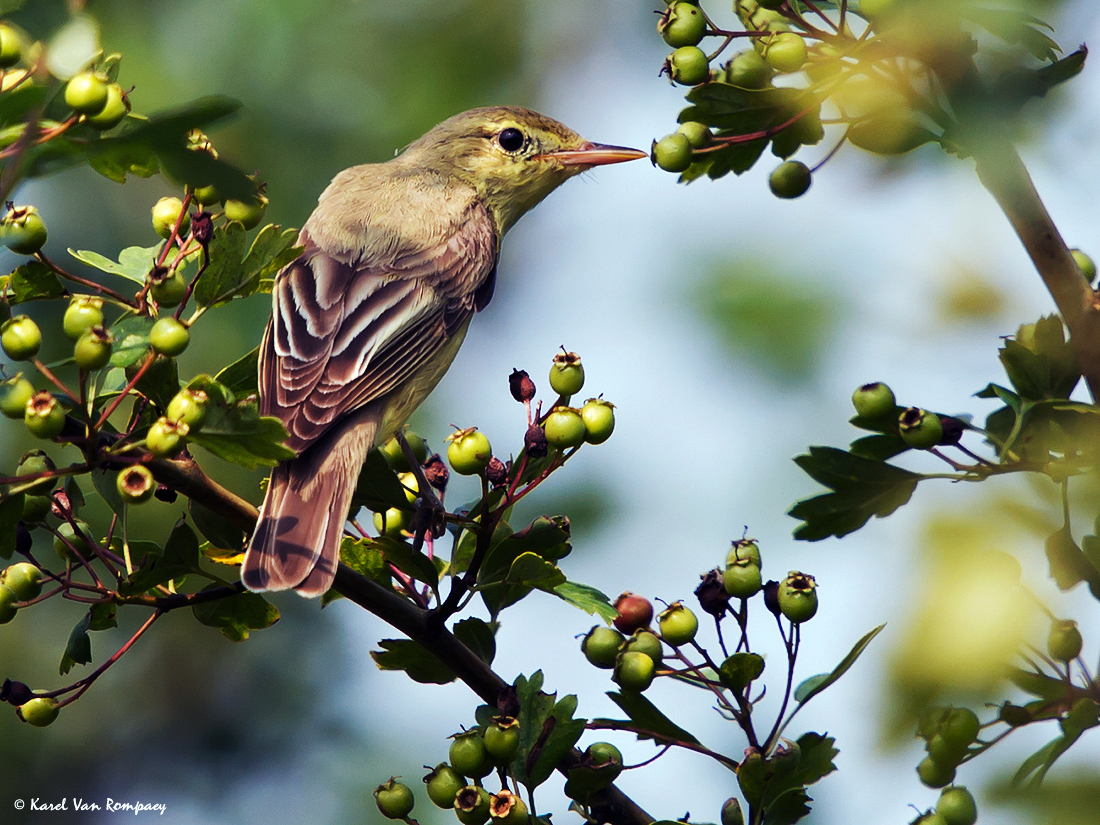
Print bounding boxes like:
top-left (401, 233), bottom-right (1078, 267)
top-left (370, 638), bottom-right (455, 684)
top-left (107, 315), bottom-right (155, 370)
top-left (69, 244), bottom-right (160, 284)
top-left (550, 580), bottom-right (618, 623)
top-left (848, 433), bottom-right (908, 461)
top-left (763, 788), bottom-right (811, 825)
top-left (514, 671), bottom-right (586, 791)
top-left (792, 732), bottom-right (839, 786)
top-left (59, 612), bottom-right (92, 675)
top-left (90, 466), bottom-right (125, 517)
top-left (794, 624), bottom-right (885, 705)
top-left (192, 584), bottom-right (279, 642)
top-left (1006, 666), bottom-right (1070, 702)
top-left (847, 113), bottom-right (938, 155)
top-left (337, 536), bottom-right (390, 585)
top-left (350, 449), bottom-right (411, 514)
top-left (719, 652), bottom-right (766, 692)
top-left (183, 376), bottom-right (294, 469)
top-left (789, 447), bottom-right (921, 540)
top-left (88, 602), bottom-right (118, 631)
top-left (600, 690), bottom-right (701, 746)
top-left (1045, 526), bottom-right (1100, 592)
top-left (193, 222), bottom-right (248, 308)
top-left (992, 47), bottom-right (1088, 109)
top-left (0, 494), bottom-right (24, 560)
top-left (189, 499), bottom-right (245, 551)
top-left (964, 8), bottom-right (1060, 61)
top-left (453, 617), bottom-right (496, 667)
top-left (7, 260), bottom-right (63, 303)
top-left (507, 552), bottom-right (567, 590)
top-left (375, 536), bottom-right (440, 590)
top-left (120, 521), bottom-right (201, 594)
top-left (214, 345), bottom-right (260, 397)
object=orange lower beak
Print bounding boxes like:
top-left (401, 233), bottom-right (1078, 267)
top-left (542, 141), bottom-right (648, 167)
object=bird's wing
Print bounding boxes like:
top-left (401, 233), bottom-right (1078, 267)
top-left (260, 200), bottom-right (497, 453)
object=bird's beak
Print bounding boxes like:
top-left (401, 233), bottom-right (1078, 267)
top-left (541, 141), bottom-right (648, 167)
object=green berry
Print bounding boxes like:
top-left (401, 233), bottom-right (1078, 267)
top-left (777, 571), bottom-right (818, 623)
top-left (586, 741), bottom-right (623, 774)
top-left (64, 70), bottom-right (109, 115)
top-left (1, 315), bottom-right (41, 360)
top-left (2, 562), bottom-right (43, 601)
top-left (21, 494), bottom-right (52, 523)
top-left (484, 716), bottom-right (521, 764)
top-left (1048, 618), bottom-right (1083, 662)
top-left (224, 194), bottom-right (269, 229)
top-left (652, 133), bottom-right (694, 173)
top-left (724, 540), bottom-right (763, 598)
top-left (941, 707), bottom-right (980, 751)
top-left (899, 407), bottom-right (943, 449)
top-left (116, 464), bottom-right (156, 504)
top-left (377, 430), bottom-right (428, 472)
top-left (769, 160), bottom-right (812, 199)
top-left (724, 49), bottom-right (773, 89)
top-left (454, 786), bottom-right (491, 825)
top-left (146, 416), bottom-right (188, 457)
top-left (852, 381), bottom-right (896, 419)
top-left (54, 520), bottom-right (92, 562)
top-left (84, 82), bottom-right (130, 130)
top-left (0, 584), bottom-right (18, 624)
top-left (543, 407), bottom-right (586, 449)
top-left (152, 197), bottom-right (189, 240)
top-left (16, 449), bottom-right (56, 495)
top-left (449, 730), bottom-right (492, 779)
top-left (623, 628), bottom-right (663, 664)
top-left (582, 625), bottom-right (624, 669)
top-left (373, 506), bottom-right (412, 538)
top-left (150, 271), bottom-right (188, 307)
top-left (668, 45), bottom-right (710, 86)
top-left (63, 296), bottom-right (105, 341)
top-left (580, 398), bottom-right (615, 444)
top-left (549, 350), bottom-right (584, 395)
top-left (373, 779), bottom-right (414, 820)
top-left (566, 741), bottom-right (623, 801)
top-left (489, 789), bottom-right (528, 825)
top-left (658, 602), bottom-right (699, 646)
top-left (659, 2), bottom-right (707, 48)
top-left (676, 121), bottom-right (712, 149)
top-left (0, 373), bottom-right (34, 418)
top-left (166, 388), bottom-right (209, 431)
top-left (424, 763), bottom-right (465, 809)
top-left (73, 325), bottom-right (113, 370)
top-left (1071, 249), bottom-right (1097, 283)
top-left (762, 32), bottom-right (807, 73)
top-left (19, 696), bottom-right (59, 727)
top-left (447, 427), bottom-right (492, 475)
top-left (0, 205), bottom-right (47, 255)
top-left (936, 786), bottom-right (977, 825)
top-left (613, 650), bottom-right (656, 691)
top-left (917, 755), bottom-right (956, 789)
top-left (192, 184), bottom-right (221, 207)
top-left (612, 591), bottom-right (653, 633)
top-left (24, 392), bottom-right (65, 439)
top-left (148, 317), bottom-right (191, 356)
top-left (0, 24), bottom-right (22, 68)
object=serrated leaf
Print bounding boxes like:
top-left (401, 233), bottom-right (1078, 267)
top-left (601, 690), bottom-right (701, 745)
top-left (371, 638), bottom-right (455, 684)
top-left (550, 580), bottom-right (618, 622)
top-left (965, 8), bottom-right (1060, 60)
top-left (793, 732), bottom-right (839, 786)
top-left (183, 376), bottom-right (294, 469)
top-left (8, 260), bottom-right (63, 303)
top-left (1045, 526), bottom-right (1100, 591)
top-left (514, 671), bottom-right (586, 791)
top-left (59, 612), bottom-right (92, 675)
top-left (848, 433), bottom-right (909, 461)
top-left (794, 624), bottom-right (885, 705)
top-left (88, 602), bottom-right (118, 631)
top-left (350, 449), bottom-right (411, 514)
top-left (69, 244), bottom-right (159, 284)
top-left (453, 617), bottom-right (496, 667)
top-left (375, 536), bottom-right (440, 590)
top-left (213, 345), bottom-right (259, 397)
top-left (192, 584), bottom-right (279, 642)
top-left (763, 787), bottom-right (812, 825)
top-left (193, 222), bottom-right (248, 308)
top-left (507, 552), bottom-right (567, 590)
top-left (337, 536), bottom-right (389, 586)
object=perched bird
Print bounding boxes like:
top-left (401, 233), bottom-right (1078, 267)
top-left (241, 106), bottom-right (645, 597)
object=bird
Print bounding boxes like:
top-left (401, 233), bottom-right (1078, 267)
top-left (241, 106), bottom-right (645, 597)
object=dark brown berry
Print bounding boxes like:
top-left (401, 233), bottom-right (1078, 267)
top-left (525, 422), bottom-right (548, 458)
top-left (422, 454), bottom-right (450, 491)
top-left (485, 456), bottom-right (508, 487)
top-left (509, 368), bottom-right (536, 403)
top-left (695, 568), bottom-right (730, 617)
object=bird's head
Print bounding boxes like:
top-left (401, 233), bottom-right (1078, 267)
top-left (399, 106), bottom-right (645, 236)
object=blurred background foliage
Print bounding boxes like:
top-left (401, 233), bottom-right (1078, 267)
top-left (1, 0), bottom-right (1099, 823)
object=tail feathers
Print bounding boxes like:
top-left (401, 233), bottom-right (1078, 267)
top-left (241, 458), bottom-right (354, 597)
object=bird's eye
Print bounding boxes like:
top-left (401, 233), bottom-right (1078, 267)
top-left (497, 127), bottom-right (525, 153)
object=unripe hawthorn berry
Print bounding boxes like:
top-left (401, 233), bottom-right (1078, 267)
top-left (373, 506), bottom-right (412, 538)
top-left (0, 373), bottom-right (34, 418)
top-left (150, 269), bottom-right (188, 307)
top-left (16, 449), bottom-right (56, 495)
top-left (19, 695), bottom-right (59, 727)
top-left (447, 427), bottom-right (492, 475)
top-left (623, 628), bottom-right (663, 664)
top-left (24, 392), bottom-right (65, 439)
top-left (0, 585), bottom-right (18, 624)
top-left (84, 82), bottom-right (130, 130)
top-left (54, 520), bottom-right (93, 562)
top-left (613, 650), bottom-right (656, 691)
top-left (582, 625), bottom-right (624, 669)
top-left (1, 562), bottom-right (42, 601)
top-left (613, 591), bottom-right (653, 633)
top-left (64, 71), bottom-right (109, 115)
top-left (936, 786), bottom-right (977, 825)
top-left (116, 464), bottom-right (156, 504)
top-left (0, 24), bottom-right (22, 68)
top-left (424, 763), bottom-right (465, 809)
top-left (941, 707), bottom-right (980, 752)
top-left (852, 381), bottom-right (896, 419)
top-left (899, 407), bottom-right (943, 449)
top-left (489, 788), bottom-right (528, 824)
top-left (769, 160), bottom-right (812, 199)
top-left (658, 601), bottom-right (699, 646)
top-left (455, 785), bottom-right (491, 825)
top-left (166, 388), bottom-right (209, 432)
top-left (449, 730), bottom-right (492, 779)
top-left (151, 197), bottom-right (189, 240)
top-left (543, 407), bottom-right (586, 449)
top-left (579, 398), bottom-right (615, 444)
top-left (0, 205), bottom-right (47, 255)
top-left (224, 193), bottom-right (269, 229)
top-left (762, 32), bottom-right (807, 73)
top-left (667, 45), bottom-right (710, 85)
top-left (659, 2), bottom-right (706, 48)
top-left (677, 121), bottom-right (712, 149)
top-left (22, 495), bottom-right (51, 523)
top-left (484, 716), bottom-right (521, 765)
top-left (146, 416), bottom-right (188, 457)
top-left (378, 430), bottom-right (428, 472)
top-left (1, 315), bottom-right (41, 360)
top-left (1048, 618), bottom-right (1083, 662)
top-left (549, 350), bottom-right (584, 396)
top-left (192, 184), bottom-right (221, 207)
top-left (148, 317), bottom-right (190, 356)
top-left (373, 778), bottom-right (414, 819)
top-left (73, 325), bottom-right (113, 370)
top-left (63, 296), bottom-right (105, 341)
top-left (724, 539), bottom-right (763, 598)
top-left (724, 49), bottom-right (773, 88)
top-left (917, 755), bottom-right (956, 789)
top-left (1071, 248), bottom-right (1097, 283)
top-left (777, 571), bottom-right (818, 623)
top-left (652, 132), bottom-right (694, 173)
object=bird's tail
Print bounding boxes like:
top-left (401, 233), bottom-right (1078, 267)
top-left (242, 415), bottom-right (377, 598)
